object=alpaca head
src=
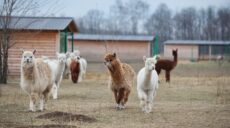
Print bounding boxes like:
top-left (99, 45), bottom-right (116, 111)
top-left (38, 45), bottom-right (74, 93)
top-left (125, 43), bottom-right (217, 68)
top-left (143, 56), bottom-right (157, 71)
top-left (56, 53), bottom-right (67, 64)
top-left (104, 53), bottom-right (117, 68)
top-left (21, 50), bottom-right (36, 67)
top-left (73, 50), bottom-right (80, 56)
top-left (172, 49), bottom-right (178, 57)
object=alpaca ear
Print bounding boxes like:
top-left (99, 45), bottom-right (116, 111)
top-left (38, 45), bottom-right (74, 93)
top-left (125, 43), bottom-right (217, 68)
top-left (56, 52), bottom-right (59, 56)
top-left (143, 56), bottom-right (146, 62)
top-left (66, 52), bottom-right (70, 57)
top-left (21, 49), bottom-right (24, 54)
top-left (113, 53), bottom-right (116, 58)
top-left (33, 49), bottom-right (36, 55)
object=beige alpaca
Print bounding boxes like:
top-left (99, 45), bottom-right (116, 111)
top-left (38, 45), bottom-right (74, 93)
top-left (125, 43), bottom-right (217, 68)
top-left (104, 53), bottom-right (135, 110)
top-left (20, 50), bottom-right (54, 112)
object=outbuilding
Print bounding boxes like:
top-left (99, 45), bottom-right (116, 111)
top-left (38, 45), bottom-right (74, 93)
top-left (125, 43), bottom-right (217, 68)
top-left (1, 16), bottom-right (78, 76)
top-left (164, 40), bottom-right (230, 60)
top-left (68, 34), bottom-right (155, 62)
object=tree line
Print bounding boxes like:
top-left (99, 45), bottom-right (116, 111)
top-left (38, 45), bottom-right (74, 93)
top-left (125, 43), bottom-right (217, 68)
top-left (76, 0), bottom-right (230, 51)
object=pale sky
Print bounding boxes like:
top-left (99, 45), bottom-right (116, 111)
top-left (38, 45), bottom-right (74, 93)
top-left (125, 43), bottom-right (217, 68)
top-left (42, 0), bottom-right (230, 18)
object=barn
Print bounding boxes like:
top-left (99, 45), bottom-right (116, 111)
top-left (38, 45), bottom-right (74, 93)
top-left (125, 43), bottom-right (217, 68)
top-left (1, 16), bottom-right (78, 76)
top-left (68, 34), bottom-right (155, 62)
top-left (164, 40), bottom-right (230, 61)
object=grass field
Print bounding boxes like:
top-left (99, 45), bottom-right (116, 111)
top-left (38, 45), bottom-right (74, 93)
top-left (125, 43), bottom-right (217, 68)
top-left (0, 61), bottom-right (230, 128)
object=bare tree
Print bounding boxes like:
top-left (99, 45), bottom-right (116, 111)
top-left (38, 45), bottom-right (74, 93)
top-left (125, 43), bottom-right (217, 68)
top-left (76, 9), bottom-right (105, 34)
top-left (0, 0), bottom-right (40, 83)
top-left (144, 3), bottom-right (173, 52)
top-left (127, 0), bottom-right (149, 34)
top-left (174, 7), bottom-right (198, 40)
top-left (203, 7), bottom-right (218, 40)
top-left (108, 0), bottom-right (131, 34)
top-left (217, 7), bottom-right (230, 41)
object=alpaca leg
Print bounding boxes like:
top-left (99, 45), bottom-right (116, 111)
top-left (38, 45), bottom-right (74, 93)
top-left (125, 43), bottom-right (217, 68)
top-left (120, 89), bottom-right (129, 109)
top-left (123, 89), bottom-right (130, 105)
top-left (113, 90), bottom-right (119, 108)
top-left (43, 92), bottom-right (49, 110)
top-left (140, 99), bottom-right (145, 112)
top-left (156, 69), bottom-right (161, 83)
top-left (145, 90), bottom-right (154, 113)
top-left (138, 89), bottom-right (147, 112)
top-left (152, 89), bottom-right (157, 106)
top-left (39, 94), bottom-right (44, 111)
top-left (29, 93), bottom-right (36, 112)
top-left (166, 71), bottom-right (170, 82)
top-left (52, 83), bottom-right (58, 99)
top-left (117, 88), bottom-right (125, 110)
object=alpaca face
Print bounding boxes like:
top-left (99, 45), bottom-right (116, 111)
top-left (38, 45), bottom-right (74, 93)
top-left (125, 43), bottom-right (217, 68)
top-left (104, 53), bottom-right (116, 67)
top-left (172, 49), bottom-right (178, 56)
top-left (57, 53), bottom-right (67, 64)
top-left (144, 56), bottom-right (157, 71)
top-left (146, 59), bottom-right (156, 71)
top-left (22, 50), bottom-right (35, 65)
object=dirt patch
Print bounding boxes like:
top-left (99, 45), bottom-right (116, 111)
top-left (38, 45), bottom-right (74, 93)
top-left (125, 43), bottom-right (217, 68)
top-left (17, 124), bottom-right (78, 128)
top-left (36, 111), bottom-right (96, 123)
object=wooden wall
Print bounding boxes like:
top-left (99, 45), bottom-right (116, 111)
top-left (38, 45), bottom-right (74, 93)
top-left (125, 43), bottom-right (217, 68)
top-left (8, 31), bottom-right (59, 76)
top-left (164, 44), bottom-right (199, 60)
top-left (69, 40), bottom-right (150, 62)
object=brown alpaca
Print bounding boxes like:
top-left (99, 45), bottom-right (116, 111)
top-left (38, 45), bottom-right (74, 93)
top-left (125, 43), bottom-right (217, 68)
top-left (104, 53), bottom-right (135, 110)
top-left (70, 59), bottom-right (80, 83)
top-left (155, 49), bottom-right (178, 82)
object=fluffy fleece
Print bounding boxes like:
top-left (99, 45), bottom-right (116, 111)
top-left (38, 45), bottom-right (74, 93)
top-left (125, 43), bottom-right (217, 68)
top-left (20, 50), bottom-right (54, 112)
top-left (64, 50), bottom-right (87, 83)
top-left (137, 56), bottom-right (159, 113)
top-left (104, 53), bottom-right (135, 110)
top-left (45, 53), bottom-right (67, 99)
top-left (70, 58), bottom-right (80, 83)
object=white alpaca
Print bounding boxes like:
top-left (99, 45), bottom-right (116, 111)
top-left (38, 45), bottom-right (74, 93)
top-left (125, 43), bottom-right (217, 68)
top-left (75, 56), bottom-right (87, 82)
top-left (64, 52), bottom-right (75, 79)
top-left (45, 53), bottom-right (67, 99)
top-left (137, 56), bottom-right (159, 113)
top-left (20, 50), bottom-right (54, 112)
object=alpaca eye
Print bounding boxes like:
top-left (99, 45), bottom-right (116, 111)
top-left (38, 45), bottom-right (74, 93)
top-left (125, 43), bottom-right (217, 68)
top-left (30, 56), bottom-right (32, 58)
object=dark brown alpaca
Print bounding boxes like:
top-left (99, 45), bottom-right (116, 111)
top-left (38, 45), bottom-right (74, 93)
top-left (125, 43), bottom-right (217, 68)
top-left (70, 60), bottom-right (80, 83)
top-left (155, 49), bottom-right (178, 82)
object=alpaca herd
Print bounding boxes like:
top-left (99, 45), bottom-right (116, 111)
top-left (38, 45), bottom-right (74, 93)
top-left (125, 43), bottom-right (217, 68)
top-left (20, 49), bottom-right (178, 113)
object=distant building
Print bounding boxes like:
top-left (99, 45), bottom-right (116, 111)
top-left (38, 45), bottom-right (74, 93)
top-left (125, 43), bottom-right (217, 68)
top-left (68, 34), bottom-right (155, 62)
top-left (0, 16), bottom-right (78, 76)
top-left (164, 40), bottom-right (230, 60)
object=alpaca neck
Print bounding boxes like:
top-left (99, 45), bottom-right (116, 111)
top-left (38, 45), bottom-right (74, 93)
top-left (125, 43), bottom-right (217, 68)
top-left (110, 60), bottom-right (125, 84)
top-left (56, 62), bottom-right (66, 80)
top-left (22, 63), bottom-right (35, 80)
top-left (144, 68), bottom-right (152, 84)
top-left (173, 55), bottom-right (178, 67)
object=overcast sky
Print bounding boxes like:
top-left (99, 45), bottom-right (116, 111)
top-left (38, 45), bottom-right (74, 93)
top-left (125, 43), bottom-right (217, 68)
top-left (45, 0), bottom-right (230, 18)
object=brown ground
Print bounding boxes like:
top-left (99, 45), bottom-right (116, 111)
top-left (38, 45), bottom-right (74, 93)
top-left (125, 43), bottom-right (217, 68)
top-left (0, 61), bottom-right (230, 128)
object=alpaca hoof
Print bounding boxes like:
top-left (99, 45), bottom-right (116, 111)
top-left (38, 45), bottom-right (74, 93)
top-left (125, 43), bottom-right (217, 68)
top-left (116, 107), bottom-right (122, 110)
top-left (120, 105), bottom-right (125, 109)
top-left (37, 109), bottom-right (43, 112)
top-left (28, 109), bottom-right (36, 112)
top-left (53, 97), bottom-right (57, 99)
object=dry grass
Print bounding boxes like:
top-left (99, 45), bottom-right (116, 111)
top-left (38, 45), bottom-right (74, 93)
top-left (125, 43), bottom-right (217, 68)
top-left (0, 61), bottom-right (230, 128)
